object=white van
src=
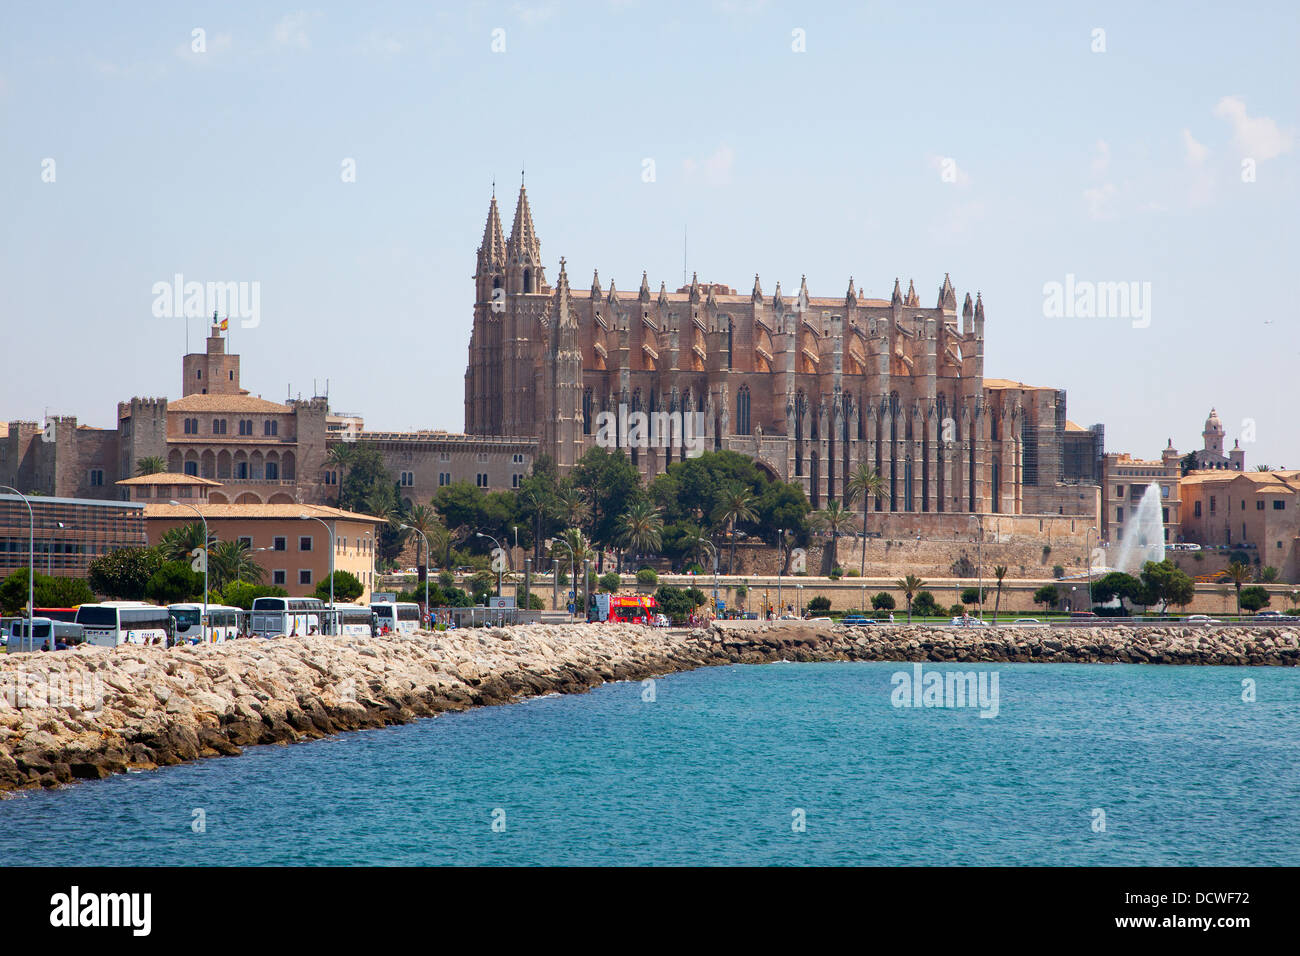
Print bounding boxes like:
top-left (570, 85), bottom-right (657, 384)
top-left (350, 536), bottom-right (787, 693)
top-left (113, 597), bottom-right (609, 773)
top-left (7, 618), bottom-right (87, 653)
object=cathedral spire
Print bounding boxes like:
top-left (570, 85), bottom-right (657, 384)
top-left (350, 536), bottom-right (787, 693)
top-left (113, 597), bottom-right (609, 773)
top-left (639, 270), bottom-right (651, 301)
top-left (591, 269), bottom-right (601, 299)
top-left (939, 273), bottom-right (956, 310)
top-left (845, 276), bottom-right (857, 306)
top-left (752, 274), bottom-right (763, 302)
top-left (891, 277), bottom-right (903, 306)
top-left (556, 257), bottom-right (577, 328)
top-left (905, 279), bottom-right (919, 307)
top-left (507, 182), bottom-right (539, 257)
top-left (476, 192), bottom-right (506, 271)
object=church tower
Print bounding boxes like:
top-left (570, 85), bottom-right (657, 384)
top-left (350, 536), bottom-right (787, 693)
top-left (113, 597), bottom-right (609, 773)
top-left (467, 189), bottom-right (507, 434)
top-left (545, 258), bottom-right (585, 469)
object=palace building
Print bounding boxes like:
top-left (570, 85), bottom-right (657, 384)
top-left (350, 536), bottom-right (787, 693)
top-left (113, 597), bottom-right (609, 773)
top-left (465, 184), bottom-right (1100, 521)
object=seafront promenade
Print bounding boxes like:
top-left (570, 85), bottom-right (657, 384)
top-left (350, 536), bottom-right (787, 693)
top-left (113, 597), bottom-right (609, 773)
top-left (3, 620), bottom-right (1298, 793)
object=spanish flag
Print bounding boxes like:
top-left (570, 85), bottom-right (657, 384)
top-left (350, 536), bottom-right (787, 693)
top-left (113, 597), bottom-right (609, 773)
top-left (219, 316), bottom-right (229, 332)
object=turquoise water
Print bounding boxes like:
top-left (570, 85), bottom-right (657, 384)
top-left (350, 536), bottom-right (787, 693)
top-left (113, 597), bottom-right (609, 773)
top-left (2, 662), bottom-right (1297, 866)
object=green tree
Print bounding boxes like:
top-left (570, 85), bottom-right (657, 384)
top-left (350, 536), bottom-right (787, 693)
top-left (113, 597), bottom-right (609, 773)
top-left (144, 561), bottom-right (204, 604)
top-left (1260, 566), bottom-right (1280, 583)
top-left (1139, 559), bottom-right (1195, 614)
top-left (1239, 586), bottom-right (1270, 613)
top-left (618, 499), bottom-right (664, 567)
top-left (0, 569), bottom-right (96, 613)
top-left (135, 456), bottom-right (167, 476)
top-left (571, 447), bottom-right (644, 566)
top-left (158, 522), bottom-right (210, 563)
top-left (654, 584), bottom-right (705, 623)
top-left (992, 565), bottom-right (1008, 622)
top-left (1032, 584), bottom-right (1060, 612)
top-left (807, 595), bottom-right (831, 614)
top-left (713, 484), bottom-right (757, 573)
top-left (218, 581), bottom-right (287, 610)
top-left (315, 570), bottom-right (364, 603)
top-left (845, 463), bottom-right (888, 576)
top-left (403, 504), bottom-right (442, 586)
top-left (599, 571), bottom-right (621, 593)
top-left (871, 591), bottom-right (896, 611)
top-left (1225, 561), bottom-right (1251, 617)
top-left (88, 547), bottom-right (162, 600)
top-left (325, 443), bottom-right (357, 508)
top-left (896, 574), bottom-right (925, 622)
top-left (912, 591), bottom-right (941, 618)
top-left (960, 586), bottom-right (987, 607)
top-left (208, 539), bottom-right (266, 592)
top-left (810, 499), bottom-right (857, 572)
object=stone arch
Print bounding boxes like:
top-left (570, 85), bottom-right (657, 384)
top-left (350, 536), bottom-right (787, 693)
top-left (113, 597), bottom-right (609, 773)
top-left (234, 492), bottom-right (262, 505)
top-left (207, 492), bottom-right (229, 504)
top-left (216, 449), bottom-right (232, 479)
top-left (167, 449), bottom-right (183, 472)
top-left (265, 449), bottom-right (280, 481)
top-left (233, 450), bottom-right (249, 480)
top-left (200, 449), bottom-right (216, 479)
top-left (183, 449), bottom-right (199, 476)
top-left (281, 450), bottom-right (296, 481)
top-left (250, 449), bottom-right (264, 480)
top-left (267, 492), bottom-right (294, 504)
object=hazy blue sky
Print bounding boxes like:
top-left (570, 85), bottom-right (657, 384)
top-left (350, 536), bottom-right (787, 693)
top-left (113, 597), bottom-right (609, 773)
top-left (1, 1), bottom-right (1296, 466)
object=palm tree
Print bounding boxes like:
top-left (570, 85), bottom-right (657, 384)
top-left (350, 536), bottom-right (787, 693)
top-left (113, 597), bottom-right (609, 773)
top-left (810, 499), bottom-right (859, 573)
top-left (845, 463), bottom-right (888, 576)
top-left (135, 456), bottom-right (167, 476)
top-left (1226, 561), bottom-right (1251, 617)
top-left (896, 574), bottom-right (925, 622)
top-left (992, 566), bottom-right (1008, 623)
top-left (618, 500), bottom-right (664, 567)
top-left (678, 523), bottom-right (716, 572)
top-left (556, 482), bottom-right (592, 532)
top-left (404, 504), bottom-right (441, 585)
top-left (325, 443), bottom-right (356, 507)
top-left (159, 522), bottom-right (211, 563)
top-left (518, 481), bottom-right (562, 562)
top-left (208, 539), bottom-right (266, 592)
top-left (713, 485), bottom-right (757, 574)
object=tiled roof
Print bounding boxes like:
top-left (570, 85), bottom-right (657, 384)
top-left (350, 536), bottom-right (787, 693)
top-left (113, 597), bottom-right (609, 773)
top-left (168, 394), bottom-right (291, 413)
top-left (984, 378), bottom-right (1050, 390)
top-left (143, 502), bottom-right (384, 523)
top-left (117, 473), bottom-right (221, 486)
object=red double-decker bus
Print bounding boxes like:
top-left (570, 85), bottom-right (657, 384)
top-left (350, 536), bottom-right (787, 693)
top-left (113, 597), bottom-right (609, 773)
top-left (34, 607), bottom-right (79, 622)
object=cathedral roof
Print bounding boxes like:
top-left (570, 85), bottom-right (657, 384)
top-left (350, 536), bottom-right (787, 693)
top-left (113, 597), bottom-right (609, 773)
top-left (478, 194), bottom-right (505, 265)
top-left (507, 184), bottom-right (539, 255)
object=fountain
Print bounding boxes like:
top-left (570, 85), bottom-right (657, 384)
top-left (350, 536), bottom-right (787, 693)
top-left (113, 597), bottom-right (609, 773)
top-left (1111, 484), bottom-right (1167, 574)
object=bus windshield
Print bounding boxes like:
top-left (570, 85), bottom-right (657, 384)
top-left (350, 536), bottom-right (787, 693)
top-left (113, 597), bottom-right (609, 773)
top-left (76, 607), bottom-right (118, 627)
top-left (171, 608), bottom-right (201, 629)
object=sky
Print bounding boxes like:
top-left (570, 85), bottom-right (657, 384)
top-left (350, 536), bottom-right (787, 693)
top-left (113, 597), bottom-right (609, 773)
top-left (1, 1), bottom-right (1297, 467)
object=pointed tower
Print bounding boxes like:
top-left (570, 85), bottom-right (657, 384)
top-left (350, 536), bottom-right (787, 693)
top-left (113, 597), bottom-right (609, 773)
top-left (905, 279), bottom-right (919, 307)
top-left (891, 278), bottom-right (904, 307)
top-left (938, 273), bottom-right (957, 311)
top-left (547, 257), bottom-right (585, 470)
top-left (752, 274), bottom-right (763, 303)
top-left (467, 190), bottom-right (508, 434)
top-left (506, 182), bottom-right (545, 294)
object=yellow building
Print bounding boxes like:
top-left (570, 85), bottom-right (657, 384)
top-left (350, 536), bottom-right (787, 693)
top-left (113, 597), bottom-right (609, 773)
top-left (1180, 470), bottom-right (1300, 582)
top-left (142, 502), bottom-right (384, 600)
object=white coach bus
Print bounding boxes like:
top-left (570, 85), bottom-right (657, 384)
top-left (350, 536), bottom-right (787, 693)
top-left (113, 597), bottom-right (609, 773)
top-left (168, 604), bottom-right (241, 643)
top-left (75, 602), bottom-right (173, 647)
top-left (250, 596), bottom-right (324, 638)
top-left (371, 601), bottom-right (421, 634)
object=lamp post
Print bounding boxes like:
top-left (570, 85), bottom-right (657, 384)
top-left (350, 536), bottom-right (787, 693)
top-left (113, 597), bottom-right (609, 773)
top-left (169, 500), bottom-right (208, 643)
top-left (1085, 525), bottom-right (1098, 609)
top-left (299, 513), bottom-right (335, 633)
top-left (47, 521), bottom-right (64, 575)
top-left (476, 531), bottom-right (504, 597)
top-left (1, 486), bottom-right (34, 647)
top-left (550, 535), bottom-right (576, 618)
top-left (400, 523), bottom-right (430, 629)
top-left (363, 530), bottom-right (374, 601)
top-left (776, 528), bottom-right (785, 617)
top-left (975, 514), bottom-right (985, 622)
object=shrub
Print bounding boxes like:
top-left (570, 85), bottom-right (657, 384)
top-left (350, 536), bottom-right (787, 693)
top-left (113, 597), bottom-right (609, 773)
top-left (872, 609), bottom-right (892, 621)
top-left (1033, 584), bottom-right (1060, 609)
top-left (315, 570), bottom-right (364, 603)
top-left (871, 592), bottom-right (896, 611)
top-left (949, 603), bottom-right (966, 617)
top-left (527, 593), bottom-right (545, 610)
top-left (1239, 586), bottom-right (1271, 613)
top-left (960, 586), bottom-right (986, 606)
top-left (437, 570), bottom-right (455, 588)
top-left (844, 568), bottom-right (860, 577)
top-left (684, 563), bottom-right (705, 575)
top-left (599, 572), bottom-right (622, 593)
top-left (828, 567), bottom-right (844, 580)
top-left (912, 591), bottom-right (941, 617)
top-left (807, 595), bottom-right (831, 614)
top-left (1052, 565), bottom-right (1065, 579)
top-left (636, 567), bottom-right (658, 586)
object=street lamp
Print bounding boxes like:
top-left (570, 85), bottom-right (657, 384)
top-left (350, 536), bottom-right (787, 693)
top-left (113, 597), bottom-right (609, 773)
top-left (550, 535), bottom-right (576, 618)
top-left (975, 514), bottom-right (985, 622)
top-left (47, 521), bottom-right (64, 575)
top-left (476, 531), bottom-right (504, 597)
top-left (169, 500), bottom-right (208, 643)
top-left (776, 528), bottom-right (785, 617)
top-left (299, 513), bottom-right (335, 633)
top-left (400, 522), bottom-right (430, 629)
top-left (1, 486), bottom-right (34, 647)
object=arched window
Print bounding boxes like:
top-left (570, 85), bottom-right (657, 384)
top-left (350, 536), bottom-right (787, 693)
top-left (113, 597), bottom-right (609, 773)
top-left (523, 268), bottom-right (532, 294)
top-left (737, 385), bottom-right (751, 435)
top-left (582, 389), bottom-right (593, 434)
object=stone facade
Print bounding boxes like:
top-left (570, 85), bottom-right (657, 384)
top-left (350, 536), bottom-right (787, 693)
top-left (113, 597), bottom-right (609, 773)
top-left (1180, 469), bottom-right (1300, 581)
top-left (465, 185), bottom-right (1099, 523)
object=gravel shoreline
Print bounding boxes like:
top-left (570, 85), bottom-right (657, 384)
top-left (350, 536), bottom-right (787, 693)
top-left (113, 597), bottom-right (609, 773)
top-left (2, 621), bottom-right (1297, 793)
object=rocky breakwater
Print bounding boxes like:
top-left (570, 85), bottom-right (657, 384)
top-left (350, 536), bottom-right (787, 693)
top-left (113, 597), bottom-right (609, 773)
top-left (3, 621), bottom-right (1297, 793)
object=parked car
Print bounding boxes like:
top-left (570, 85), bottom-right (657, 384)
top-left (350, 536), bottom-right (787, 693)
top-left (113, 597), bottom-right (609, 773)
top-left (1254, 611), bottom-right (1299, 621)
top-left (950, 616), bottom-right (986, 626)
top-left (1186, 614), bottom-right (1222, 624)
top-left (653, 613), bottom-right (670, 628)
top-left (841, 615), bottom-right (872, 626)
top-left (1012, 618), bottom-right (1043, 625)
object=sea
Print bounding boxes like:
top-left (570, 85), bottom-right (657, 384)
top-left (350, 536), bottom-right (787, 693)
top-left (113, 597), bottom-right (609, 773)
top-left (1, 661), bottom-right (1296, 866)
